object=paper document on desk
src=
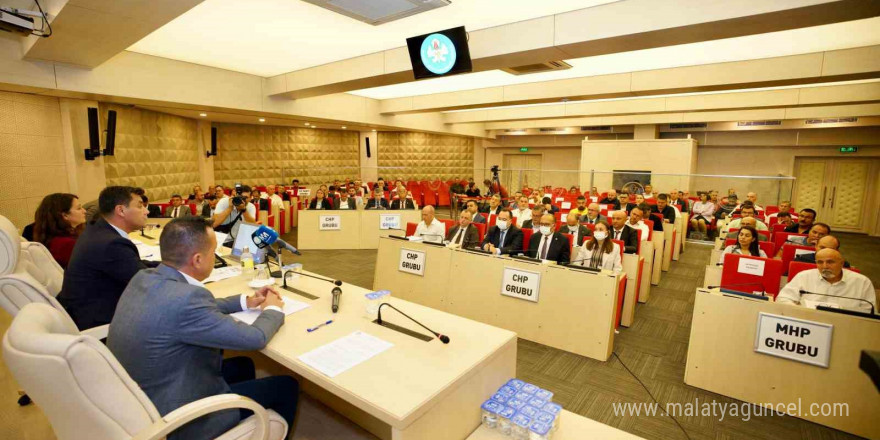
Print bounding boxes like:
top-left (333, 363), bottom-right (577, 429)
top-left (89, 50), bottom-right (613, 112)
top-left (134, 242), bottom-right (161, 261)
top-left (298, 331), bottom-right (393, 378)
top-left (204, 266), bottom-right (242, 284)
top-left (231, 297), bottom-right (310, 325)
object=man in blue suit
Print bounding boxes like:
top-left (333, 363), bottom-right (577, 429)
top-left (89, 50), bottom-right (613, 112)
top-left (108, 217), bottom-right (297, 439)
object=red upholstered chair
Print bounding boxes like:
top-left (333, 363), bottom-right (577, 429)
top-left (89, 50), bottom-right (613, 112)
top-left (479, 213), bottom-right (489, 223)
top-left (407, 183), bottom-right (423, 206)
top-left (560, 233), bottom-right (574, 251)
top-left (653, 213), bottom-right (664, 222)
top-left (611, 238), bottom-right (627, 328)
top-left (771, 223), bottom-right (788, 234)
top-left (187, 204), bottom-right (197, 215)
top-left (780, 244), bottom-right (815, 275)
top-left (583, 223), bottom-right (596, 232)
top-left (421, 183), bottom-right (438, 207)
top-left (439, 219), bottom-right (455, 235)
top-left (612, 239), bottom-right (625, 260)
top-left (474, 222), bottom-right (486, 242)
top-left (153, 203), bottom-right (170, 216)
top-left (720, 253), bottom-right (784, 298)
top-left (765, 205), bottom-right (779, 215)
top-left (488, 214), bottom-right (497, 228)
top-left (405, 222), bottom-right (417, 237)
top-left (554, 212), bottom-right (563, 224)
top-left (521, 228), bottom-right (533, 254)
top-left (437, 183), bottom-right (451, 207)
top-left (774, 232), bottom-right (806, 255)
top-left (642, 220), bottom-right (654, 240)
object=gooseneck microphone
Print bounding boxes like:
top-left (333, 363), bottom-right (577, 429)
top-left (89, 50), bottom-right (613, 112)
top-left (290, 270), bottom-right (343, 313)
top-left (799, 289), bottom-right (875, 315)
top-left (377, 303), bottom-right (450, 344)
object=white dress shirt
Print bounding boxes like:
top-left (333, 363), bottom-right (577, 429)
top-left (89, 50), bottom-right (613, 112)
top-left (777, 269), bottom-right (876, 314)
top-left (575, 242), bottom-right (623, 273)
top-left (626, 221), bottom-right (649, 241)
top-left (176, 269), bottom-right (283, 314)
top-left (414, 220), bottom-right (445, 243)
top-left (564, 224), bottom-right (583, 246)
top-left (514, 208), bottom-right (531, 227)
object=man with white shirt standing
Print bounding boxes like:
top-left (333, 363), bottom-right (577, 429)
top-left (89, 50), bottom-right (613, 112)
top-left (108, 217), bottom-right (298, 439)
top-left (777, 248), bottom-right (876, 314)
top-left (413, 205), bottom-right (445, 243)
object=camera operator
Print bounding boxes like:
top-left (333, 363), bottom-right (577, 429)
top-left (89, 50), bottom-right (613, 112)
top-left (212, 184), bottom-right (257, 239)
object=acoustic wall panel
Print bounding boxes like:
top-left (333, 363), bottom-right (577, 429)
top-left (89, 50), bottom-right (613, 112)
top-left (101, 105), bottom-right (200, 202)
top-left (213, 124), bottom-right (359, 186)
top-left (377, 132), bottom-right (473, 180)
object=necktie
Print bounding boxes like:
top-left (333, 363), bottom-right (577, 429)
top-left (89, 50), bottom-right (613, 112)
top-left (498, 230), bottom-right (506, 248)
top-left (453, 228), bottom-right (464, 245)
top-left (540, 236), bottom-right (549, 259)
top-left (172, 207), bottom-right (178, 217)
top-left (614, 229), bottom-right (621, 240)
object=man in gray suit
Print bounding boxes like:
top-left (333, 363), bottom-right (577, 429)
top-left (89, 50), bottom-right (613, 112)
top-left (108, 217), bottom-right (297, 439)
top-left (580, 203), bottom-right (607, 225)
top-left (164, 194), bottom-right (191, 218)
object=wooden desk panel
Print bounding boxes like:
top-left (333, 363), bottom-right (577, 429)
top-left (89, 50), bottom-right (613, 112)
top-left (358, 210), bottom-right (422, 249)
top-left (662, 223), bottom-right (674, 271)
top-left (686, 289), bottom-right (880, 439)
top-left (650, 233), bottom-right (664, 285)
top-left (373, 239), bottom-right (452, 311)
top-left (297, 210), bottom-right (362, 250)
top-left (620, 254), bottom-right (643, 327)
top-left (637, 241), bottom-right (654, 303)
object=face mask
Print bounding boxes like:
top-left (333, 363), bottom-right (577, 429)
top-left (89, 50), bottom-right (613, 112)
top-left (496, 220), bottom-right (509, 230)
top-left (540, 226), bottom-right (552, 236)
top-left (594, 231), bottom-right (608, 241)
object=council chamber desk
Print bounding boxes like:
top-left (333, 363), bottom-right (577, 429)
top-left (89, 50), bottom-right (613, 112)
top-left (297, 209), bottom-right (422, 250)
top-left (373, 237), bottom-right (621, 361)
top-left (686, 288), bottom-right (880, 439)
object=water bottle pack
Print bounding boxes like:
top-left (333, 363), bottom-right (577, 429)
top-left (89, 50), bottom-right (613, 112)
top-left (480, 378), bottom-right (561, 439)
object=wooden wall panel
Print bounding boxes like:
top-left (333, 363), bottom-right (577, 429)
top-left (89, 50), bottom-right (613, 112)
top-left (377, 132), bottom-right (474, 181)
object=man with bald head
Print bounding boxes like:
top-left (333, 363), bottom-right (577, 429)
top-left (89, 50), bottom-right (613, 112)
top-left (527, 213), bottom-right (570, 264)
top-left (793, 235), bottom-right (851, 267)
top-left (600, 189), bottom-right (620, 210)
top-left (777, 248), bottom-right (875, 313)
top-left (581, 203), bottom-right (606, 225)
top-left (412, 205), bottom-right (445, 243)
top-left (626, 206), bottom-right (650, 241)
top-left (562, 211), bottom-right (591, 247)
top-left (609, 210), bottom-right (639, 254)
top-left (741, 192), bottom-right (764, 211)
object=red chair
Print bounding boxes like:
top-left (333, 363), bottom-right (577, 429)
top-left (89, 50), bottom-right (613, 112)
top-left (474, 222), bottom-right (486, 242)
top-left (407, 183), bottom-right (423, 206)
top-left (560, 233), bottom-right (575, 251)
top-left (583, 223), bottom-right (596, 232)
top-left (437, 183), bottom-right (451, 207)
top-left (765, 205), bottom-right (779, 215)
top-left (488, 214), bottom-right (497, 228)
top-left (439, 219), bottom-right (455, 235)
top-left (771, 223), bottom-right (788, 233)
top-left (722, 239), bottom-right (776, 257)
top-left (405, 222), bottom-right (417, 237)
top-left (187, 204), bottom-right (197, 215)
top-left (643, 220), bottom-right (654, 241)
top-left (780, 244), bottom-right (815, 275)
top-left (720, 253), bottom-right (784, 298)
top-left (522, 229), bottom-right (534, 254)
top-left (788, 261), bottom-right (859, 281)
top-left (421, 183), bottom-right (438, 207)
top-left (774, 232), bottom-right (806, 254)
top-left (612, 239), bottom-right (625, 260)
top-left (479, 213), bottom-right (489, 224)
top-left (554, 212), bottom-right (563, 224)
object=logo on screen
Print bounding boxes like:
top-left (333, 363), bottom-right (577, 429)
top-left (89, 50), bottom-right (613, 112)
top-left (420, 33), bottom-right (457, 75)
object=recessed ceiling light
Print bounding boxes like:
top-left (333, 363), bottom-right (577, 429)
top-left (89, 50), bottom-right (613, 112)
top-left (304, 122), bottom-right (310, 126)
top-left (372, 129), bottom-right (377, 132)
top-left (199, 113), bottom-right (207, 117)
top-left (258, 118), bottom-right (266, 122)
top-left (341, 126), bottom-right (347, 130)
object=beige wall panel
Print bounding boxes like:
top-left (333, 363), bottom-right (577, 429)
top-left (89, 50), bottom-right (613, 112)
top-left (384, 47), bottom-right (412, 73)
top-left (701, 130), bottom-right (800, 146)
top-left (603, 113), bottom-right (684, 125)
top-left (411, 88), bottom-right (505, 114)
top-left (485, 147), bottom-right (581, 188)
top-left (379, 97), bottom-right (414, 114)
top-left (784, 103), bottom-right (880, 119)
top-left (377, 132), bottom-right (473, 181)
top-left (0, 91), bottom-right (69, 230)
top-left (492, 135), bottom-right (591, 148)
top-left (445, 110), bottom-right (491, 124)
top-left (468, 16), bottom-right (555, 59)
top-left (286, 53), bottom-right (385, 91)
top-left (580, 139), bottom-right (697, 191)
top-left (680, 108), bottom-right (787, 123)
top-left (360, 131), bottom-right (378, 183)
top-left (214, 123), bottom-right (359, 186)
top-left (265, 75), bottom-right (287, 96)
top-left (101, 104), bottom-right (200, 202)
top-left (666, 89), bottom-right (800, 112)
top-left (502, 73), bottom-right (631, 103)
top-left (565, 97), bottom-right (667, 117)
top-left (822, 45), bottom-right (880, 77)
top-left (0, 39), bottom-right (57, 91)
top-left (632, 53), bottom-right (823, 92)
top-left (485, 105), bottom-right (566, 122)
top-left (798, 82), bottom-right (880, 105)
top-left (59, 98), bottom-right (106, 202)
top-left (797, 126), bottom-right (880, 145)
top-left (55, 51), bottom-right (264, 112)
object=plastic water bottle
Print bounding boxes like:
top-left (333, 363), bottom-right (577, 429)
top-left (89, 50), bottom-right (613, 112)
top-left (522, 383), bottom-right (540, 394)
top-left (240, 247), bottom-right (254, 271)
top-left (497, 406), bottom-right (516, 435)
top-left (511, 413), bottom-right (532, 440)
top-left (507, 379), bottom-right (525, 390)
top-left (528, 419), bottom-right (553, 440)
top-left (535, 389), bottom-right (554, 402)
top-left (480, 400), bottom-right (503, 429)
top-left (365, 290), bottom-right (391, 319)
top-left (519, 405), bottom-right (539, 419)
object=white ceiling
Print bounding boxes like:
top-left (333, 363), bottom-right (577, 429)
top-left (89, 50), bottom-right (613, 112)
top-left (349, 17), bottom-right (880, 100)
top-left (127, 0), bottom-right (617, 77)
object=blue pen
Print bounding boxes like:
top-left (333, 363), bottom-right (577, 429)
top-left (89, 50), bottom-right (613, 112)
top-left (307, 320), bottom-right (333, 332)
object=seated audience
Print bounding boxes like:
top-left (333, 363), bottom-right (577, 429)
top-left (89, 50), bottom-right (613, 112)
top-left (709, 190), bottom-right (720, 210)
top-left (204, 195), bottom-right (219, 218)
top-left (464, 179), bottom-right (480, 198)
top-left (572, 195), bottom-right (589, 217)
top-left (508, 191), bottom-right (523, 209)
top-left (513, 195), bottom-right (532, 227)
top-left (108, 217), bottom-right (297, 439)
top-left (336, 189), bottom-right (356, 210)
top-left (58, 186), bottom-right (150, 330)
top-left (485, 194), bottom-right (504, 215)
top-left (775, 211), bottom-right (795, 228)
top-left (165, 194), bottom-right (190, 218)
top-left (651, 194), bottom-right (676, 225)
top-left (561, 211), bottom-right (592, 246)
top-left (413, 206), bottom-right (445, 243)
top-left (640, 202), bottom-right (665, 232)
top-left (669, 189), bottom-right (688, 214)
top-left (599, 189), bottom-right (620, 210)
top-left (589, 187), bottom-right (599, 198)
top-left (522, 206), bottom-right (545, 232)
top-left (568, 186), bottom-right (580, 196)
top-left (742, 192), bottom-right (764, 211)
top-left (581, 203), bottom-right (606, 225)
top-left (715, 194), bottom-right (738, 220)
top-left (722, 204), bottom-right (768, 233)
top-left (793, 235), bottom-right (851, 267)
top-left (33, 193), bottom-right (86, 268)
top-left (481, 209), bottom-right (523, 255)
top-left (308, 189), bottom-right (335, 210)
top-left (528, 214), bottom-right (570, 264)
top-left (617, 193), bottom-right (630, 212)
top-left (466, 200), bottom-right (486, 223)
top-left (390, 187), bottom-right (416, 210)
top-left (626, 194), bottom-right (644, 212)
top-left (263, 184), bottom-right (284, 208)
top-left (609, 210), bottom-right (639, 253)
top-left (192, 190), bottom-right (210, 218)
top-left (213, 185), bottom-right (257, 237)
top-left (446, 210), bottom-right (479, 249)
top-left (365, 187), bottom-right (389, 210)
top-left (725, 217), bottom-right (767, 241)
top-left (776, 249), bottom-right (875, 313)
top-left (541, 197), bottom-right (559, 215)
top-left (643, 184), bottom-right (655, 199)
top-left (766, 200), bottom-right (797, 224)
top-left (787, 222), bottom-right (831, 246)
top-left (690, 192), bottom-right (716, 239)
top-left (720, 225), bottom-right (767, 263)
top-left (626, 206), bottom-right (650, 241)
top-left (576, 220), bottom-right (622, 273)
top-left (187, 184), bottom-right (201, 201)
top-left (785, 208), bottom-right (816, 234)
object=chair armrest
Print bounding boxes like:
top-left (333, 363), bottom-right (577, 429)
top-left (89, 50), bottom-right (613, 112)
top-left (80, 324), bottom-right (109, 340)
top-left (132, 394), bottom-right (269, 440)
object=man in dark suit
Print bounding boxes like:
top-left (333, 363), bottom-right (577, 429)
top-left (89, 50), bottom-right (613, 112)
top-left (484, 194), bottom-right (504, 216)
top-left (481, 209), bottom-right (523, 255)
top-left (390, 187), bottom-right (416, 210)
top-left (560, 211), bottom-right (592, 246)
top-left (335, 190), bottom-right (357, 210)
top-left (528, 214), bottom-right (570, 264)
top-left (581, 203), bottom-right (607, 225)
top-left (58, 186), bottom-right (151, 330)
top-left (466, 200), bottom-right (486, 223)
top-left (446, 210), bottom-right (480, 249)
top-left (365, 188), bottom-right (389, 210)
top-left (651, 194), bottom-right (676, 225)
top-left (599, 189), bottom-right (621, 210)
top-left (521, 206), bottom-right (544, 233)
top-left (609, 210), bottom-right (639, 254)
top-left (108, 217), bottom-right (297, 439)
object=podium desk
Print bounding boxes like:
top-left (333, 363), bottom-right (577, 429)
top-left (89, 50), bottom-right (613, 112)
top-left (673, 216), bottom-right (685, 259)
top-left (661, 222), bottom-right (675, 271)
top-left (374, 237), bottom-right (620, 361)
top-left (650, 230), bottom-right (664, 286)
top-left (206, 269), bottom-right (517, 440)
top-left (467, 409), bottom-right (643, 440)
top-left (637, 241), bottom-right (654, 303)
top-left (686, 289), bottom-right (880, 439)
top-left (620, 253), bottom-right (644, 327)
top-left (297, 209), bottom-right (422, 250)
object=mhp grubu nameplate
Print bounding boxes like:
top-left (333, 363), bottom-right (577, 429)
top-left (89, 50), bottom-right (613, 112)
top-left (399, 248), bottom-right (426, 276)
top-left (754, 312), bottom-right (833, 368)
top-left (501, 267), bottom-right (541, 303)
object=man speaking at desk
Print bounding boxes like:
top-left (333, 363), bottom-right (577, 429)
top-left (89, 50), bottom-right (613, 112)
top-left (108, 217), bottom-right (298, 439)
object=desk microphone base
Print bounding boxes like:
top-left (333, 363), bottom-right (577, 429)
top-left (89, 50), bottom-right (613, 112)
top-left (372, 319), bottom-right (433, 342)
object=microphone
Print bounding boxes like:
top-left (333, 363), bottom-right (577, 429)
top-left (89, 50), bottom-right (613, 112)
top-left (707, 282), bottom-right (766, 296)
top-left (291, 270), bottom-right (344, 313)
top-left (377, 303), bottom-right (449, 344)
top-left (251, 225), bottom-right (301, 255)
top-left (799, 289), bottom-right (875, 315)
